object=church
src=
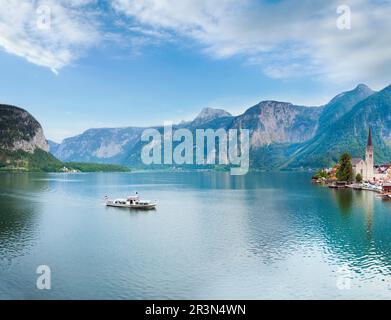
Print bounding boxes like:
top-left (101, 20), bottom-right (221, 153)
top-left (352, 128), bottom-right (374, 181)
top-left (352, 128), bottom-right (391, 182)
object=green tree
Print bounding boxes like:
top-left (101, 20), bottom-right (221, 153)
top-left (336, 153), bottom-right (354, 182)
top-left (313, 169), bottom-right (330, 180)
top-left (356, 173), bottom-right (363, 183)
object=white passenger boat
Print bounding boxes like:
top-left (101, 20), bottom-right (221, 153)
top-left (105, 195), bottom-right (157, 210)
top-left (362, 183), bottom-right (383, 193)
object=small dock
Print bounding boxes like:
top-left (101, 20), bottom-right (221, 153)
top-left (328, 181), bottom-right (348, 189)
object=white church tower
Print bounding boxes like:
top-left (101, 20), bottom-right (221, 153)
top-left (365, 128), bottom-right (374, 181)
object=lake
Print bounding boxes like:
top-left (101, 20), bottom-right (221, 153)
top-left (0, 171), bottom-right (391, 299)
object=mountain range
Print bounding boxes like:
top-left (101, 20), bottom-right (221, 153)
top-left (2, 83), bottom-right (391, 171)
top-left (49, 83), bottom-right (390, 170)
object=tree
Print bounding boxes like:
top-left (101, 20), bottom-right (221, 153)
top-left (356, 173), bottom-right (363, 183)
top-left (336, 153), bottom-right (353, 182)
top-left (313, 169), bottom-right (330, 180)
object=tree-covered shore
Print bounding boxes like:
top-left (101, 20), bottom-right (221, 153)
top-left (0, 149), bottom-right (130, 173)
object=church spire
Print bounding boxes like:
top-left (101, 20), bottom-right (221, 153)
top-left (367, 127), bottom-right (372, 147)
top-left (365, 127), bottom-right (374, 181)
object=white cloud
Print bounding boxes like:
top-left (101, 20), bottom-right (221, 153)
top-left (111, 0), bottom-right (391, 87)
top-left (1, 0), bottom-right (391, 87)
top-left (0, 0), bottom-right (99, 73)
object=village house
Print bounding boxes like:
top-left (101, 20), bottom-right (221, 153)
top-left (374, 164), bottom-right (391, 181)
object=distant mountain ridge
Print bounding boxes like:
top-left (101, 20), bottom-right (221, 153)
top-left (54, 127), bottom-right (145, 164)
top-left (47, 140), bottom-right (60, 154)
top-left (192, 107), bottom-right (233, 126)
top-left (50, 101), bottom-right (326, 165)
top-left (48, 83), bottom-right (391, 170)
top-left (51, 107), bottom-right (234, 164)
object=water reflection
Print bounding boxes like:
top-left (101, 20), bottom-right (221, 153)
top-left (332, 189), bottom-right (353, 215)
top-left (359, 191), bottom-right (374, 241)
top-left (326, 187), bottom-right (391, 279)
top-left (0, 173), bottom-right (46, 264)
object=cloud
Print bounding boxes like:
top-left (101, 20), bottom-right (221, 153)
top-left (1, 0), bottom-right (391, 87)
top-left (0, 0), bottom-right (99, 73)
top-left (111, 0), bottom-right (391, 87)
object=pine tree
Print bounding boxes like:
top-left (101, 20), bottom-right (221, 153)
top-left (356, 173), bottom-right (363, 183)
top-left (336, 153), bottom-right (354, 182)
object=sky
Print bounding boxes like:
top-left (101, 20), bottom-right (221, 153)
top-left (0, 0), bottom-right (391, 142)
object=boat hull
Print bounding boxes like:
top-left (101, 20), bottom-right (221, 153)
top-left (106, 202), bottom-right (157, 210)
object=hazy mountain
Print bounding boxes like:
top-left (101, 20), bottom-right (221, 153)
top-left (192, 107), bottom-right (233, 126)
top-left (54, 127), bottom-right (145, 163)
top-left (47, 140), bottom-right (60, 154)
top-left (53, 107), bottom-right (235, 164)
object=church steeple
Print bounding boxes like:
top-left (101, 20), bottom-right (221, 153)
top-left (367, 127), bottom-right (372, 147)
top-left (365, 127), bottom-right (374, 181)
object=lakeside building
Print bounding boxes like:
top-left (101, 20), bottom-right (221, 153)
top-left (352, 128), bottom-right (391, 182)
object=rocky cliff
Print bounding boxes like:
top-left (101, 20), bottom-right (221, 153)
top-left (0, 104), bottom-right (49, 152)
top-left (232, 101), bottom-right (323, 148)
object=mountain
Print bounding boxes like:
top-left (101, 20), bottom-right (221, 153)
top-left (50, 84), bottom-right (386, 170)
top-left (0, 104), bottom-right (49, 152)
top-left (53, 108), bottom-right (234, 164)
top-left (0, 104), bottom-right (62, 171)
top-left (316, 84), bottom-right (375, 134)
top-left (232, 101), bottom-right (323, 147)
top-left (48, 140), bottom-right (60, 154)
top-left (192, 107), bottom-right (232, 126)
top-left (54, 127), bottom-right (145, 163)
top-left (285, 84), bottom-right (391, 168)
top-left (52, 102), bottom-right (326, 169)
top-left (0, 104), bottom-right (130, 172)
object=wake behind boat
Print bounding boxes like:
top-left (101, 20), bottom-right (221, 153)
top-left (105, 194), bottom-right (157, 210)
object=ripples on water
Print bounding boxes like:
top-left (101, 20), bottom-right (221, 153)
top-left (0, 172), bottom-right (391, 299)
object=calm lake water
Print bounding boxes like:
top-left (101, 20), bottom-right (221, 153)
top-left (1, 171), bottom-right (391, 299)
